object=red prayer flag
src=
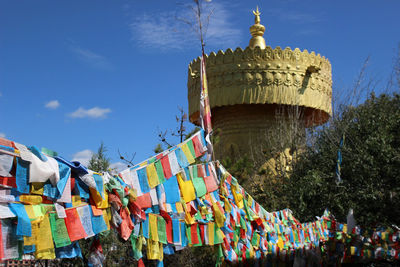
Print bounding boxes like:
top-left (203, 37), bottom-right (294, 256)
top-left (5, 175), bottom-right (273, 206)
top-left (203, 175), bottom-right (218, 193)
top-left (160, 210), bottom-right (173, 244)
top-left (134, 193), bottom-right (152, 209)
top-left (0, 137), bottom-right (15, 148)
top-left (190, 223), bottom-right (200, 245)
top-left (128, 201), bottom-right (146, 221)
top-left (91, 205), bottom-right (103, 216)
top-left (0, 176), bottom-right (16, 188)
top-left (197, 165), bottom-right (205, 178)
top-left (199, 224), bottom-right (205, 244)
top-left (118, 207), bottom-right (134, 240)
top-left (226, 174), bottom-right (232, 185)
top-left (192, 135), bottom-right (203, 158)
top-left (64, 207), bottom-right (87, 242)
top-left (160, 155), bottom-right (172, 179)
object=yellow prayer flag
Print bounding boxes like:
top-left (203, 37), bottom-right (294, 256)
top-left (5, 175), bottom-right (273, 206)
top-left (177, 173), bottom-right (196, 203)
top-left (24, 218), bottom-right (39, 247)
top-left (146, 163), bottom-right (160, 188)
top-left (221, 196), bottom-right (232, 213)
top-left (103, 209), bottom-right (111, 230)
top-left (31, 182), bottom-right (44, 195)
top-left (277, 237), bottom-right (284, 249)
top-left (208, 222), bottom-right (215, 245)
top-left (72, 195), bottom-right (82, 206)
top-left (90, 187), bottom-right (109, 209)
top-left (212, 202), bottom-right (225, 228)
top-left (20, 195), bottom-right (43, 205)
top-left (343, 224), bottom-right (347, 234)
top-left (231, 184), bottom-right (244, 209)
top-left (184, 211), bottom-right (195, 225)
top-left (139, 162), bottom-right (147, 167)
top-left (149, 214), bottom-right (159, 242)
top-left (147, 240), bottom-right (163, 260)
top-left (247, 194), bottom-right (254, 208)
top-left (176, 202), bottom-right (184, 214)
top-left (181, 143), bottom-right (195, 164)
top-left (381, 231), bottom-right (387, 240)
top-left (350, 246), bottom-right (356, 255)
top-left (34, 214), bottom-right (56, 259)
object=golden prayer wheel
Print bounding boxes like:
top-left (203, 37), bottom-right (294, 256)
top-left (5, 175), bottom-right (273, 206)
top-left (187, 7), bottom-right (332, 166)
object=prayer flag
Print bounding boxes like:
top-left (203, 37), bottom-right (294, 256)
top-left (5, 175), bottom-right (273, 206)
top-left (49, 212), bottom-right (72, 248)
top-left (155, 160), bottom-right (166, 184)
top-left (34, 214), bottom-right (56, 259)
top-left (76, 205), bottom-right (95, 238)
top-left (16, 158), bottom-right (30, 194)
top-left (192, 177), bottom-right (207, 198)
top-left (177, 173), bottom-right (196, 203)
top-left (199, 52), bottom-right (213, 159)
top-left (192, 135), bottom-right (204, 158)
top-left (158, 216), bottom-right (167, 244)
top-left (137, 167), bottom-right (151, 194)
top-left (64, 207), bottom-right (87, 242)
top-left (9, 203), bottom-right (31, 237)
top-left (160, 156), bottom-right (172, 179)
top-left (163, 176), bottom-right (181, 204)
top-left (149, 213), bottom-right (159, 242)
top-left (147, 163), bottom-right (160, 188)
top-left (175, 148), bottom-right (189, 169)
top-left (181, 143), bottom-right (195, 165)
top-left (168, 152), bottom-right (180, 176)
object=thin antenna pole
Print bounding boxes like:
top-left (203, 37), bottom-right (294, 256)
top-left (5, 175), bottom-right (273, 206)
top-left (194, 0), bottom-right (215, 161)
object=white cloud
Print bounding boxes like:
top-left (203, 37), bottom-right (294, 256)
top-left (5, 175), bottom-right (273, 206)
top-left (0, 133), bottom-right (5, 138)
top-left (68, 107), bottom-right (111, 119)
top-left (69, 43), bottom-right (113, 70)
top-left (72, 149), bottom-right (93, 166)
top-left (45, 100), bottom-right (60, 109)
top-left (129, 1), bottom-right (241, 50)
top-left (110, 162), bottom-right (129, 174)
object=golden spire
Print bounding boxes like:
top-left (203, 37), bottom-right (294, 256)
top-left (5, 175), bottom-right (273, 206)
top-left (249, 6), bottom-right (266, 49)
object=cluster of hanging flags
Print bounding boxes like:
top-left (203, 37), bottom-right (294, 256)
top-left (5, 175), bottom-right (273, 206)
top-left (0, 131), bottom-right (399, 265)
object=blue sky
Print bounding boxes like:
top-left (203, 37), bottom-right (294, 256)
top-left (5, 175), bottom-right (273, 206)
top-left (0, 0), bottom-right (399, 171)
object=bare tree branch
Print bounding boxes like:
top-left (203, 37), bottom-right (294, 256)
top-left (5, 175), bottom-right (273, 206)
top-left (118, 149), bottom-right (136, 168)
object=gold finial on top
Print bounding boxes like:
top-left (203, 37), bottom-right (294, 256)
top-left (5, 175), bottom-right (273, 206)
top-left (249, 6), bottom-right (266, 49)
top-left (253, 6), bottom-right (261, 24)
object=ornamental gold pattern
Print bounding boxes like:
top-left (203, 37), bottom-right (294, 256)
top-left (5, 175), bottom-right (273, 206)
top-left (188, 46), bottom-right (332, 124)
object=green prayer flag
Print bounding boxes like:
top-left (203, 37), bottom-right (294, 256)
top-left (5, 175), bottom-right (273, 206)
top-left (192, 177), bottom-right (207, 198)
top-left (191, 165), bottom-right (198, 179)
top-left (155, 160), bottom-right (166, 184)
top-left (214, 225), bottom-right (223, 244)
top-left (216, 244), bottom-right (224, 264)
top-left (185, 224), bottom-right (192, 245)
top-left (187, 140), bottom-right (196, 159)
top-left (243, 199), bottom-right (253, 221)
top-left (130, 235), bottom-right (143, 260)
top-left (49, 213), bottom-right (71, 248)
top-left (251, 232), bottom-right (259, 246)
top-left (157, 216), bottom-right (167, 244)
top-left (41, 147), bottom-right (58, 157)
